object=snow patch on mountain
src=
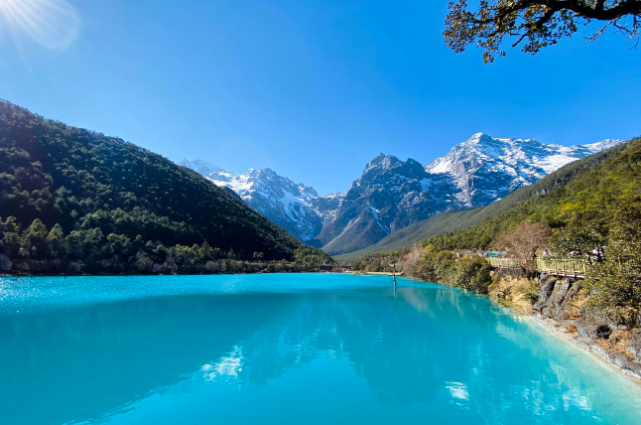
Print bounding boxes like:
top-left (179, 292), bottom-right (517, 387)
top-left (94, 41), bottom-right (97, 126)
top-left (369, 202), bottom-right (390, 235)
top-left (179, 159), bottom-right (342, 242)
top-left (424, 133), bottom-right (624, 207)
top-left (179, 159), bottom-right (222, 176)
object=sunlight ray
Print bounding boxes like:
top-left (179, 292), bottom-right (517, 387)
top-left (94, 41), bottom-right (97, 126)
top-left (0, 0), bottom-right (80, 50)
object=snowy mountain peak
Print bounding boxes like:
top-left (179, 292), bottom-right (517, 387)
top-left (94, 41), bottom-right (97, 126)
top-left (364, 153), bottom-right (398, 172)
top-left (179, 159), bottom-right (222, 176)
top-left (318, 133), bottom-right (624, 254)
top-left (424, 133), bottom-right (624, 207)
top-left (179, 160), bottom-right (340, 242)
top-left (583, 139), bottom-right (623, 153)
top-left (361, 154), bottom-right (426, 179)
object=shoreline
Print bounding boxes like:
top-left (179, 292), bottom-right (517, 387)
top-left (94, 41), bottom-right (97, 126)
top-left (347, 271), bottom-right (404, 276)
top-left (0, 270), bottom-right (400, 278)
top-left (405, 271), bottom-right (641, 382)
top-left (0, 269), bottom-right (333, 278)
top-left (6, 270), bottom-right (639, 382)
top-left (528, 315), bottom-right (641, 383)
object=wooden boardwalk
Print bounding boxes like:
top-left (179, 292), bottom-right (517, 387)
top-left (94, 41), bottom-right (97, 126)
top-left (486, 257), bottom-right (587, 278)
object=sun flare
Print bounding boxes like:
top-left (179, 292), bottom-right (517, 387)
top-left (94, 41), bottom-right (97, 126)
top-left (0, 0), bottom-right (80, 49)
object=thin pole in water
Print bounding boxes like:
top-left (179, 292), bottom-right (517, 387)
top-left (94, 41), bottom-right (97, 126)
top-left (394, 283), bottom-right (397, 312)
top-left (391, 260), bottom-right (397, 286)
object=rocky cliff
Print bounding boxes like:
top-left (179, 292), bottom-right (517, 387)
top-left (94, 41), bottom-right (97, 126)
top-left (526, 274), bottom-right (641, 379)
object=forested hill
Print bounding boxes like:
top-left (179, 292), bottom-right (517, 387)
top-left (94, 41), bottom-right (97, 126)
top-left (0, 100), bottom-right (331, 275)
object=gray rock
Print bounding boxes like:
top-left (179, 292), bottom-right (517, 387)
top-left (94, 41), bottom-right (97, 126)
top-left (628, 329), bottom-right (641, 362)
top-left (532, 276), bottom-right (556, 315)
top-left (530, 275), bottom-right (641, 380)
top-left (576, 319), bottom-right (612, 341)
top-left (610, 352), bottom-right (630, 369)
top-left (565, 279), bottom-right (581, 302)
top-left (549, 279), bottom-right (571, 305)
top-left (624, 361), bottom-right (641, 377)
top-left (535, 277), bottom-right (580, 322)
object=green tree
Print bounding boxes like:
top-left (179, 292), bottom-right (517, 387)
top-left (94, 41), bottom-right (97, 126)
top-left (46, 223), bottom-right (67, 260)
top-left (24, 219), bottom-right (48, 260)
top-left (1, 217), bottom-right (22, 258)
top-left (551, 219), bottom-right (607, 264)
top-left (584, 199), bottom-right (641, 326)
top-left (200, 240), bottom-right (214, 261)
top-left (25, 219), bottom-right (47, 242)
top-left (450, 256), bottom-right (493, 294)
top-left (444, 0), bottom-right (641, 63)
top-left (106, 233), bottom-right (133, 260)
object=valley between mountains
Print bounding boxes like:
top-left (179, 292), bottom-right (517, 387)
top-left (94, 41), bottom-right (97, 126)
top-left (180, 133), bottom-right (622, 256)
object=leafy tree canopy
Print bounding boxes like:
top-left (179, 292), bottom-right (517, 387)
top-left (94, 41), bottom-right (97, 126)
top-left (444, 0), bottom-right (641, 63)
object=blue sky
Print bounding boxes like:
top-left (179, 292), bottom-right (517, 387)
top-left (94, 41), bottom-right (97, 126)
top-left (1, 0), bottom-right (640, 195)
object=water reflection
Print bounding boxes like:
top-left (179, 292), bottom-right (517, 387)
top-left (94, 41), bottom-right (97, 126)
top-left (0, 293), bottom-right (293, 424)
top-left (1, 277), bottom-right (640, 425)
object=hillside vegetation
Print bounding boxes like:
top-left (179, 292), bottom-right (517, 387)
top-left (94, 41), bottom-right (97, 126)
top-left (0, 100), bottom-right (331, 275)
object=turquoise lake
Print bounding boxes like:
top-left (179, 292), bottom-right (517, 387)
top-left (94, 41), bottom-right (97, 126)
top-left (1, 274), bottom-right (641, 424)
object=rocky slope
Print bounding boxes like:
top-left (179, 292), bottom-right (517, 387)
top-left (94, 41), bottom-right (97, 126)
top-left (179, 160), bottom-right (343, 243)
top-left (317, 135), bottom-right (622, 255)
top-left (520, 274), bottom-right (641, 379)
top-left (312, 154), bottom-right (462, 254)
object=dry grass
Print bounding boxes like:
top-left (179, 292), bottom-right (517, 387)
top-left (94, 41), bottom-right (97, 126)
top-left (595, 330), bottom-right (635, 361)
top-left (488, 276), bottom-right (538, 314)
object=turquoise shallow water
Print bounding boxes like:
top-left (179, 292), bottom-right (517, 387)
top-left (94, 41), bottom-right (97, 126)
top-left (1, 274), bottom-right (641, 424)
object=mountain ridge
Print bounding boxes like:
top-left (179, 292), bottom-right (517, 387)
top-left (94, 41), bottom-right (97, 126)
top-left (183, 133), bottom-right (623, 255)
top-left (335, 140), bottom-right (630, 260)
top-left (178, 160), bottom-right (344, 243)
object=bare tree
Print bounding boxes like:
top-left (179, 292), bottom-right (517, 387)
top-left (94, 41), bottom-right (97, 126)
top-left (401, 246), bottom-right (423, 276)
top-left (492, 222), bottom-right (552, 273)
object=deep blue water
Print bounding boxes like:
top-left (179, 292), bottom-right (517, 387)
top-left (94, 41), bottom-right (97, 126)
top-left (1, 274), bottom-right (640, 425)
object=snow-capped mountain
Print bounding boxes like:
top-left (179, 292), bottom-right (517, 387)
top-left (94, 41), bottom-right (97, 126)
top-left (178, 160), bottom-right (343, 242)
top-left (181, 134), bottom-right (623, 255)
top-left (317, 134), bottom-right (623, 254)
top-left (425, 133), bottom-right (624, 207)
top-left (314, 154), bottom-right (462, 255)
top-left (179, 159), bottom-right (222, 177)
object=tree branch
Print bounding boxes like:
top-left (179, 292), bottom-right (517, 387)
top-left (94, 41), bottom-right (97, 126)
top-left (470, 0), bottom-right (641, 25)
top-left (444, 0), bottom-right (641, 62)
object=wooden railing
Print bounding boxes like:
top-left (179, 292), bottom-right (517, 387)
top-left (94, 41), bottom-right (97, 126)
top-left (486, 257), bottom-right (522, 269)
top-left (486, 257), bottom-right (588, 277)
top-left (535, 258), bottom-right (587, 276)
